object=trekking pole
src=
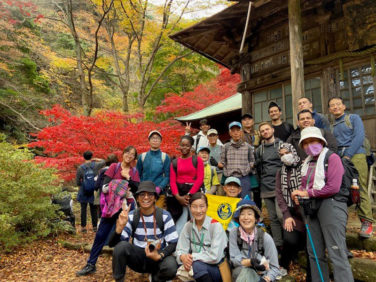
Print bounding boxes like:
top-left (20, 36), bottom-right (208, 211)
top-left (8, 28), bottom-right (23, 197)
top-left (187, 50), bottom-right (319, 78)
top-left (298, 197), bottom-right (325, 282)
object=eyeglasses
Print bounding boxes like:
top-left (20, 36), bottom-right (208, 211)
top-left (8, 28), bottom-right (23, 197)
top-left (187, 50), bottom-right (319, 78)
top-left (138, 192), bottom-right (155, 198)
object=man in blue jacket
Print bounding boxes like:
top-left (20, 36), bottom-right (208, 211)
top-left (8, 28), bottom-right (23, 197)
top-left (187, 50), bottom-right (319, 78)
top-left (297, 97), bottom-right (330, 130)
top-left (329, 97), bottom-right (374, 238)
top-left (136, 130), bottom-right (170, 208)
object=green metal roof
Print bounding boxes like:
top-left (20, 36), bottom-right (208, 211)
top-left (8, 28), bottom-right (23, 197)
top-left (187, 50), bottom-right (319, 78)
top-left (176, 93), bottom-right (241, 122)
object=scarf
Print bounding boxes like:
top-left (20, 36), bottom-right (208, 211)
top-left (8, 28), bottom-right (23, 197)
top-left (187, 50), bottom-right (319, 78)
top-left (231, 139), bottom-right (244, 149)
top-left (301, 147), bottom-right (329, 190)
top-left (239, 226), bottom-right (255, 245)
top-left (279, 143), bottom-right (301, 207)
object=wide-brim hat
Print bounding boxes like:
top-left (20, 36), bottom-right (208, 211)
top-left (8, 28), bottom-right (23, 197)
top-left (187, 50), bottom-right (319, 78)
top-left (299, 126), bottom-right (327, 147)
top-left (135, 181), bottom-right (157, 195)
top-left (233, 198), bottom-right (262, 221)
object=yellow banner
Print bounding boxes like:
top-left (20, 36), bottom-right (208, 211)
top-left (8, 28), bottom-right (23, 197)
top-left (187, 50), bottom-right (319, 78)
top-left (206, 194), bottom-right (241, 230)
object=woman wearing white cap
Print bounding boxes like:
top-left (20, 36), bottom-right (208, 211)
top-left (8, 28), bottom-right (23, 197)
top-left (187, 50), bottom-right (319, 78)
top-left (291, 127), bottom-right (353, 282)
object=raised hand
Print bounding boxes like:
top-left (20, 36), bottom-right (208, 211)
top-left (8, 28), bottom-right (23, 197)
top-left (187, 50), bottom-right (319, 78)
top-left (185, 122), bottom-right (191, 134)
top-left (115, 203), bottom-right (130, 234)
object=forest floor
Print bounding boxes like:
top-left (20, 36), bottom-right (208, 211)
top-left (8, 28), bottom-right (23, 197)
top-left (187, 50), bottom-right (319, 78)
top-left (0, 206), bottom-right (375, 282)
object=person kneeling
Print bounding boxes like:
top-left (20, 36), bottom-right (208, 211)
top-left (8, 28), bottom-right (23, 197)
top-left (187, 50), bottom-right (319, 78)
top-left (229, 199), bottom-right (280, 282)
top-left (109, 181), bottom-right (178, 282)
top-left (176, 192), bottom-right (228, 282)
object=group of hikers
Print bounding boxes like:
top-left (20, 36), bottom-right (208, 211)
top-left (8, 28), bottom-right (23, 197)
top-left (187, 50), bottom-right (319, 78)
top-left (72, 96), bottom-right (374, 282)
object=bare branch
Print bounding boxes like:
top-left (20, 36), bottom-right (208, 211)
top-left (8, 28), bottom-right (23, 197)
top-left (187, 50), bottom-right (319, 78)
top-left (0, 100), bottom-right (41, 131)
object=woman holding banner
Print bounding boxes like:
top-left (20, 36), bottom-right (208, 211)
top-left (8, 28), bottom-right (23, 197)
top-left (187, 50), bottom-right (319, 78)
top-left (176, 193), bottom-right (228, 282)
top-left (229, 199), bottom-right (280, 281)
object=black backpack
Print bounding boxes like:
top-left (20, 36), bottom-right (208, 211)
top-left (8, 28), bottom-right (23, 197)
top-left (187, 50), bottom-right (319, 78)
top-left (236, 226), bottom-right (265, 257)
top-left (324, 150), bottom-right (360, 206)
top-left (131, 207), bottom-right (164, 238)
top-left (81, 162), bottom-right (96, 194)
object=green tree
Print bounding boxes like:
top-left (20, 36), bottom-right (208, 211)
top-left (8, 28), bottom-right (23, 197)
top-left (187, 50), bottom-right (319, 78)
top-left (0, 135), bottom-right (61, 252)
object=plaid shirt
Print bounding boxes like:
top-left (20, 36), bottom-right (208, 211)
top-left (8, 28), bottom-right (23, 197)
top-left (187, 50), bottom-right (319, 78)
top-left (220, 140), bottom-right (255, 177)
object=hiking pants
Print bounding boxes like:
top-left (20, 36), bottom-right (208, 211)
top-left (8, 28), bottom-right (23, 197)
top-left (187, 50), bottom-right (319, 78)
top-left (192, 260), bottom-right (222, 281)
top-left (306, 198), bottom-right (353, 282)
top-left (264, 197), bottom-right (283, 247)
top-left (351, 154), bottom-right (374, 223)
top-left (112, 242), bottom-right (177, 282)
top-left (87, 216), bottom-right (117, 265)
top-left (239, 175), bottom-right (252, 199)
top-left (80, 202), bottom-right (98, 228)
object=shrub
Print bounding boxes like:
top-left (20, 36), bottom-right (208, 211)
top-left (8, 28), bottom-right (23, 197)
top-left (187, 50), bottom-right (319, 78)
top-left (0, 135), bottom-right (61, 252)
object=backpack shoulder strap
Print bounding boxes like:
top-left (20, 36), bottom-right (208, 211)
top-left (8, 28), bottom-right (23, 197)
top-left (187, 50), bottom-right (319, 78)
top-left (172, 158), bottom-right (178, 175)
top-left (195, 134), bottom-right (202, 151)
top-left (131, 208), bottom-right (141, 238)
top-left (236, 227), bottom-right (243, 249)
top-left (155, 207), bottom-right (165, 233)
top-left (344, 114), bottom-right (353, 129)
top-left (323, 150), bottom-right (334, 172)
top-left (192, 154), bottom-right (198, 168)
top-left (256, 227), bottom-right (265, 255)
top-left (141, 152), bottom-right (147, 163)
top-left (161, 152), bottom-right (166, 163)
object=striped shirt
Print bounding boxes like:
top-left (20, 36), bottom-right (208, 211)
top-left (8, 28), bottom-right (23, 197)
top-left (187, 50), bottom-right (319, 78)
top-left (121, 209), bottom-right (178, 248)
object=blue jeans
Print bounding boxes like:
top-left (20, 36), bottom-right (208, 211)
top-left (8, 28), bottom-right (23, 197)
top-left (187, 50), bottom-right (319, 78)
top-left (175, 206), bottom-right (189, 235)
top-left (192, 260), bottom-right (222, 281)
top-left (87, 216), bottom-right (117, 265)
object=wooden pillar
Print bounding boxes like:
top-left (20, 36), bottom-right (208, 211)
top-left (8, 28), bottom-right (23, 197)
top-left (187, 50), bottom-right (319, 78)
top-left (240, 63), bottom-right (252, 114)
top-left (288, 0), bottom-right (304, 126)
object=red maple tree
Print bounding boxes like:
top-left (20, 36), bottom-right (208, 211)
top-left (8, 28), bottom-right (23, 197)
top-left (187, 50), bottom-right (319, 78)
top-left (29, 66), bottom-right (240, 182)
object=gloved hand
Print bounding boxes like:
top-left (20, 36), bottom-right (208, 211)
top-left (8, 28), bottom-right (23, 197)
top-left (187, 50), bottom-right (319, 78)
top-left (251, 258), bottom-right (266, 271)
top-left (209, 157), bottom-right (218, 167)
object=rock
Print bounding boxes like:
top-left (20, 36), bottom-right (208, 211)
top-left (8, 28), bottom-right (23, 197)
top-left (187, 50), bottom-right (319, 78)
top-left (346, 232), bottom-right (376, 251)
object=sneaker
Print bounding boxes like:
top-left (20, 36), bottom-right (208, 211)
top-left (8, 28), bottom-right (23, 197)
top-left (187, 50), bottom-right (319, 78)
top-left (359, 219), bottom-right (373, 238)
top-left (276, 267), bottom-right (288, 280)
top-left (76, 263), bottom-right (96, 276)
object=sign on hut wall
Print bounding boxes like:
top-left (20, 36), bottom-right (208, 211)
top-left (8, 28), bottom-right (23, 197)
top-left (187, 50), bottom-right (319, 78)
top-left (343, 0), bottom-right (376, 51)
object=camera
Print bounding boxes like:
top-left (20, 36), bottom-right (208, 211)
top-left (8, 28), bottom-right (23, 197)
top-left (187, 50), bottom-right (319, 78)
top-left (147, 239), bottom-right (161, 252)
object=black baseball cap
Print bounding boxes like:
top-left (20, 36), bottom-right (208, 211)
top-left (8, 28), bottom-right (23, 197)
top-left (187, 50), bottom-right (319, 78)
top-left (241, 113), bottom-right (253, 120)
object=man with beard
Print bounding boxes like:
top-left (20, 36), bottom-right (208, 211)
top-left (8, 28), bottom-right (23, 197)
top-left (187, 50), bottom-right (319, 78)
top-left (287, 109), bottom-right (337, 162)
top-left (255, 122), bottom-right (284, 252)
top-left (268, 102), bottom-right (294, 142)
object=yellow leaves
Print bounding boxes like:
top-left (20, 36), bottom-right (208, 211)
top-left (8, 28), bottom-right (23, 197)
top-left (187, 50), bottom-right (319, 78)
top-left (0, 62), bottom-right (12, 74)
top-left (95, 57), bottom-right (112, 72)
top-left (51, 57), bottom-right (76, 71)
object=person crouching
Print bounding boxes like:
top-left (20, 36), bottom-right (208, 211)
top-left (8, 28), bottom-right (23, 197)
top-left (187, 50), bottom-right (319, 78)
top-left (109, 181), bottom-right (178, 282)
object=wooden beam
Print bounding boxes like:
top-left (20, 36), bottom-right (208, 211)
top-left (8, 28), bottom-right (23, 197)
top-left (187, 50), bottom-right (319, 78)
top-left (288, 0), bottom-right (304, 127)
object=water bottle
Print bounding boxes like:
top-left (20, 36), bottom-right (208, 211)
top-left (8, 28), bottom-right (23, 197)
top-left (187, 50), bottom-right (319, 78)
top-left (350, 179), bottom-right (360, 205)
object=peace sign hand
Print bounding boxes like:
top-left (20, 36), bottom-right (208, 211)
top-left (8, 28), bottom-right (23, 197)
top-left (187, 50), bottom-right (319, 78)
top-left (185, 122), bottom-right (191, 134)
top-left (115, 202), bottom-right (131, 234)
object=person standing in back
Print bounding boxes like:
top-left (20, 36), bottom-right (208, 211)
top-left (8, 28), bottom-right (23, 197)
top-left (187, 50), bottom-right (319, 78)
top-left (76, 151), bottom-right (105, 233)
top-left (137, 130), bottom-right (170, 208)
top-left (328, 97), bottom-right (374, 238)
top-left (268, 102), bottom-right (294, 142)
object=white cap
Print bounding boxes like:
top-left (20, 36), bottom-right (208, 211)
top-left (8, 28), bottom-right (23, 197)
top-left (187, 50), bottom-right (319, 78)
top-left (299, 126), bottom-right (327, 147)
top-left (207, 129), bottom-right (218, 135)
top-left (148, 130), bottom-right (162, 139)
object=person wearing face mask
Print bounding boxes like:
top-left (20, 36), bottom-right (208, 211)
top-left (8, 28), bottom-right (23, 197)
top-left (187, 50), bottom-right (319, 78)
top-left (275, 143), bottom-right (306, 274)
top-left (291, 127), bottom-right (353, 282)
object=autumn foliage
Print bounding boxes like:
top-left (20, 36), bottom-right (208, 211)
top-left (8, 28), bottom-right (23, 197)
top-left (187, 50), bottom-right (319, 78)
top-left (29, 105), bottom-right (184, 181)
top-left (156, 67), bottom-right (240, 117)
top-left (29, 66), bottom-right (240, 182)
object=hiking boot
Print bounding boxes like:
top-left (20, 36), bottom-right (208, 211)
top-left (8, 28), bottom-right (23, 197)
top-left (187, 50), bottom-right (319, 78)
top-left (359, 219), bottom-right (373, 238)
top-left (76, 263), bottom-right (96, 276)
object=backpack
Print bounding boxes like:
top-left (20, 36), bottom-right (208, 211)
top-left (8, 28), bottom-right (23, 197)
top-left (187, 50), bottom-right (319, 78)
top-left (81, 162), bottom-right (96, 194)
top-left (100, 179), bottom-right (130, 218)
top-left (95, 167), bottom-right (109, 192)
top-left (236, 226), bottom-right (265, 257)
top-left (333, 114), bottom-right (373, 163)
top-left (140, 151), bottom-right (167, 164)
top-left (324, 150), bottom-right (360, 206)
top-left (131, 207), bottom-right (165, 238)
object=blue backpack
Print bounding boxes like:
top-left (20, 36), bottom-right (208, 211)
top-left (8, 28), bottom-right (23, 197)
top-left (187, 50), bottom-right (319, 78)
top-left (81, 162), bottom-right (96, 194)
